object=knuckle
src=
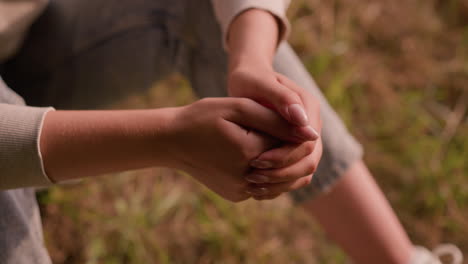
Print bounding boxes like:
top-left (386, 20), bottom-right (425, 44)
top-left (240, 144), bottom-right (265, 162)
top-left (276, 74), bottom-right (290, 87)
top-left (291, 177), bottom-right (311, 191)
top-left (305, 163), bottom-right (317, 175)
top-left (267, 155), bottom-right (286, 167)
top-left (265, 170), bottom-right (283, 180)
top-left (303, 142), bottom-right (315, 155)
top-left (298, 178), bottom-right (311, 189)
top-left (197, 97), bottom-right (214, 106)
top-left (214, 117), bottom-right (231, 136)
top-left (280, 90), bottom-right (300, 105)
top-left (232, 98), bottom-right (252, 112)
top-left (240, 146), bottom-right (257, 162)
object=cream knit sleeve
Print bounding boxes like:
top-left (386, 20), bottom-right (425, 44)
top-left (0, 77), bottom-right (55, 190)
top-left (210, 0), bottom-right (291, 50)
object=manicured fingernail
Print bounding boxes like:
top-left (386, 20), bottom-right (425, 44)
top-left (245, 187), bottom-right (268, 196)
top-left (250, 160), bottom-right (274, 169)
top-left (294, 126), bottom-right (319, 141)
top-left (245, 174), bottom-right (270, 183)
top-left (303, 126), bottom-right (320, 140)
top-left (287, 104), bottom-right (308, 126)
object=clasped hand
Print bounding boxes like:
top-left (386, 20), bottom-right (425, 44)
top-left (165, 67), bottom-right (322, 202)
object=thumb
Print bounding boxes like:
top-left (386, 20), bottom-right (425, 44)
top-left (257, 79), bottom-right (309, 127)
top-left (226, 98), bottom-right (319, 142)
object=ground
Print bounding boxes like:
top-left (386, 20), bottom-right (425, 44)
top-left (38, 0), bottom-right (468, 263)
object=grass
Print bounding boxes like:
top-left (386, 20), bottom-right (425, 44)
top-left (38, 0), bottom-right (468, 263)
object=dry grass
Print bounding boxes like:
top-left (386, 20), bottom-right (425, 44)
top-left (38, 0), bottom-right (468, 263)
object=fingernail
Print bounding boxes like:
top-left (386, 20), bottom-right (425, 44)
top-left (303, 126), bottom-right (320, 140)
top-left (245, 187), bottom-right (268, 196)
top-left (287, 104), bottom-right (308, 126)
top-left (293, 126), bottom-right (319, 141)
top-left (245, 174), bottom-right (270, 183)
top-left (250, 160), bottom-right (274, 169)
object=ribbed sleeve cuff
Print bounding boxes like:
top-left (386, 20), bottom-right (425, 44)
top-left (0, 104), bottom-right (55, 190)
top-left (211, 0), bottom-right (291, 50)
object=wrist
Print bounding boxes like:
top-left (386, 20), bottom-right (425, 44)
top-left (227, 8), bottom-right (278, 73)
top-left (228, 53), bottom-right (274, 74)
top-left (144, 107), bottom-right (181, 168)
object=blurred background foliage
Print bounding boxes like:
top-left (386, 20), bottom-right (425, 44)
top-left (37, 0), bottom-right (468, 263)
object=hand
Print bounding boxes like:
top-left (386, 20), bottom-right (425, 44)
top-left (40, 96), bottom-right (317, 201)
top-left (228, 64), bottom-right (323, 200)
top-left (228, 65), bottom-right (321, 132)
top-left (162, 97), bottom-right (314, 202)
top-left (226, 8), bottom-right (322, 200)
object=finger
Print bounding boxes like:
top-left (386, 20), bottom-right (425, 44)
top-left (246, 139), bottom-right (323, 184)
top-left (232, 76), bottom-right (310, 127)
top-left (260, 80), bottom-right (309, 126)
top-left (222, 120), bottom-right (279, 158)
top-left (276, 74), bottom-right (322, 134)
top-left (250, 141), bottom-right (316, 169)
top-left (246, 174), bottom-right (313, 196)
top-left (226, 98), bottom-right (318, 143)
top-left (244, 130), bottom-right (280, 157)
top-left (246, 154), bottom-right (316, 184)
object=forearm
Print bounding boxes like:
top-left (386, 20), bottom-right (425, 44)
top-left (227, 9), bottom-right (280, 71)
top-left (40, 108), bottom-right (176, 182)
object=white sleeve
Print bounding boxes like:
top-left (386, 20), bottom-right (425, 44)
top-left (210, 0), bottom-right (291, 50)
top-left (0, 76), bottom-right (55, 190)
